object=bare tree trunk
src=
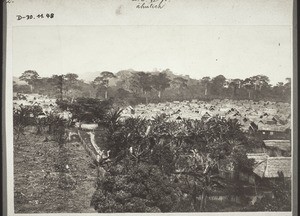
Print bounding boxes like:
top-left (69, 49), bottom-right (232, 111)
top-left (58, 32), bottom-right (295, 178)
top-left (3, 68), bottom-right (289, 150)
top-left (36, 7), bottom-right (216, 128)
top-left (248, 90), bottom-right (251, 99)
top-left (60, 89), bottom-right (63, 100)
top-left (200, 189), bottom-right (207, 211)
top-left (205, 87), bottom-right (207, 96)
top-left (158, 90), bottom-right (161, 98)
top-left (144, 91), bottom-right (148, 104)
top-left (105, 90), bottom-right (108, 99)
top-left (59, 76), bottom-right (63, 100)
top-left (192, 184), bottom-right (199, 211)
top-left (233, 86), bottom-right (237, 97)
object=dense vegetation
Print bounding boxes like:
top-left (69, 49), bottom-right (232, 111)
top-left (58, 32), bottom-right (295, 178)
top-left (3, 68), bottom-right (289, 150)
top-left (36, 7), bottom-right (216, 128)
top-left (90, 113), bottom-right (257, 212)
top-left (14, 69), bottom-right (291, 105)
top-left (13, 69), bottom-right (292, 212)
top-left (13, 95), bottom-right (291, 212)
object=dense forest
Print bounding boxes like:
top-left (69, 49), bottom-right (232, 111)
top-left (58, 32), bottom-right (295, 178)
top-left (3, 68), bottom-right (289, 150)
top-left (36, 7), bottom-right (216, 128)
top-left (14, 69), bottom-right (291, 105)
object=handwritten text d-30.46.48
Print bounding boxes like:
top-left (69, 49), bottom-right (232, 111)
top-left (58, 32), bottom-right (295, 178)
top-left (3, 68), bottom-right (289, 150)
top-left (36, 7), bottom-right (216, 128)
top-left (16, 13), bottom-right (54, 21)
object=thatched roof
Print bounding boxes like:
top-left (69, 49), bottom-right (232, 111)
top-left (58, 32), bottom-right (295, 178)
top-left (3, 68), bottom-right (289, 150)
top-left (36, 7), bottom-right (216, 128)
top-left (118, 99), bottom-right (291, 129)
top-left (264, 157), bottom-right (291, 178)
top-left (247, 154), bottom-right (291, 178)
top-left (247, 153), bottom-right (268, 162)
top-left (258, 124), bottom-right (290, 132)
top-left (263, 140), bottom-right (291, 152)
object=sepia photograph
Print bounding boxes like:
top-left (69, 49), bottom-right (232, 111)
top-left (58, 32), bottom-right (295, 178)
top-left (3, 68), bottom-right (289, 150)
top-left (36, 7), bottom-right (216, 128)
top-left (3, 0), bottom-right (296, 215)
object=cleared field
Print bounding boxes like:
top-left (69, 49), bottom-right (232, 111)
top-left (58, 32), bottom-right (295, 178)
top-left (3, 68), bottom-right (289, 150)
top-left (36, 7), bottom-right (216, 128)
top-left (14, 128), bottom-right (97, 213)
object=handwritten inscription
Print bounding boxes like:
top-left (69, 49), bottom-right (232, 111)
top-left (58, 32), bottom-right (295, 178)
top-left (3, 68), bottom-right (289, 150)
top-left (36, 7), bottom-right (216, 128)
top-left (133, 0), bottom-right (170, 9)
top-left (16, 13), bottom-right (54, 21)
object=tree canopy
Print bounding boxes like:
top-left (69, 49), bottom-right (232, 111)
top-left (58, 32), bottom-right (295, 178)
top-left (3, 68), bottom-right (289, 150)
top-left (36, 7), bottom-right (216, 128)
top-left (15, 69), bottom-right (291, 103)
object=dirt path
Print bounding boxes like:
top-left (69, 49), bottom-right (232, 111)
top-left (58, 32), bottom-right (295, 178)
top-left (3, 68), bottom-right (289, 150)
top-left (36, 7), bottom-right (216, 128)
top-left (87, 131), bottom-right (102, 155)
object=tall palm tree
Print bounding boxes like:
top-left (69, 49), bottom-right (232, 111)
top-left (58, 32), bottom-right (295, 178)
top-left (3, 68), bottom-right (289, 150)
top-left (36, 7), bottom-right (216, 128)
top-left (93, 71), bottom-right (116, 99)
top-left (200, 77), bottom-right (211, 96)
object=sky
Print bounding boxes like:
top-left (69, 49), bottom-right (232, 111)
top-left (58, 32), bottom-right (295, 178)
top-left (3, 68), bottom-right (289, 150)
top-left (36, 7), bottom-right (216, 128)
top-left (11, 0), bottom-right (293, 85)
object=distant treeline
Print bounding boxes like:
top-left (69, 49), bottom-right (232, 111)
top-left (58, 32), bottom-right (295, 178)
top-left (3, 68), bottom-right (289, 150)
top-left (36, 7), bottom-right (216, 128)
top-left (14, 69), bottom-right (291, 104)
